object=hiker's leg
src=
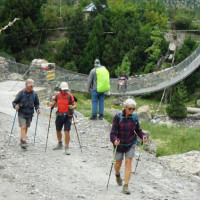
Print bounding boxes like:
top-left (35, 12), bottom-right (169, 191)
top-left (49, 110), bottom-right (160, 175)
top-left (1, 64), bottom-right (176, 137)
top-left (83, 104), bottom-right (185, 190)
top-left (21, 125), bottom-right (27, 141)
top-left (91, 89), bottom-right (98, 116)
top-left (64, 117), bottom-right (72, 147)
top-left (56, 130), bottom-right (62, 142)
top-left (115, 160), bottom-right (122, 174)
top-left (64, 130), bottom-right (70, 147)
top-left (124, 158), bottom-right (132, 185)
top-left (99, 92), bottom-right (105, 115)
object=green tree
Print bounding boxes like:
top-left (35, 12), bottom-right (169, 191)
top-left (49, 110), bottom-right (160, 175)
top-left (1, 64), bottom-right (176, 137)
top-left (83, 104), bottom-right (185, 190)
top-left (166, 84), bottom-right (187, 119)
top-left (0, 0), bottom-right (46, 57)
top-left (115, 54), bottom-right (131, 77)
top-left (80, 15), bottom-right (104, 74)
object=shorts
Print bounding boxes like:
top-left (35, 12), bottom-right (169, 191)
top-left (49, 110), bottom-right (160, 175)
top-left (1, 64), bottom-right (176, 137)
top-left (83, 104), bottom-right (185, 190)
top-left (18, 116), bottom-right (32, 127)
top-left (55, 115), bottom-right (72, 131)
top-left (115, 144), bottom-right (136, 161)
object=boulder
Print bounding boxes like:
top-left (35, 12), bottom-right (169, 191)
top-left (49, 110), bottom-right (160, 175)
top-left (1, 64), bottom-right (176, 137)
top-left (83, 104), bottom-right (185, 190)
top-left (197, 100), bottom-right (200, 107)
top-left (137, 105), bottom-right (152, 121)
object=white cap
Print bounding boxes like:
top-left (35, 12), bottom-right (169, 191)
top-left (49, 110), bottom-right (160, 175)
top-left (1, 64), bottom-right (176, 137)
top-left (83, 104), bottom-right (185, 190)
top-left (60, 82), bottom-right (69, 90)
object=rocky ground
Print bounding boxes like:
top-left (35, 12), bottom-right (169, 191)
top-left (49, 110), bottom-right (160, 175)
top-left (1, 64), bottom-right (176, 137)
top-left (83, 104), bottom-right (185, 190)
top-left (0, 81), bottom-right (200, 200)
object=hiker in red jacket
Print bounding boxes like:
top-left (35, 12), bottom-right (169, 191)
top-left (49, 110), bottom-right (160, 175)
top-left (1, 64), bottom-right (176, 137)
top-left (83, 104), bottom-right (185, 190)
top-left (51, 82), bottom-right (76, 155)
top-left (110, 98), bottom-right (147, 194)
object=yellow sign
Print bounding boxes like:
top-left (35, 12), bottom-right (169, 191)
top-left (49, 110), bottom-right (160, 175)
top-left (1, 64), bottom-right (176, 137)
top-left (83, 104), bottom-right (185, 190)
top-left (46, 70), bottom-right (55, 81)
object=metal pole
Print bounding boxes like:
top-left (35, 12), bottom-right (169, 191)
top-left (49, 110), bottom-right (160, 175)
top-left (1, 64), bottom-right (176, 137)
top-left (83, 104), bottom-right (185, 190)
top-left (33, 114), bottom-right (39, 144)
top-left (106, 145), bottom-right (118, 189)
top-left (73, 115), bottom-right (82, 153)
top-left (45, 108), bottom-right (53, 152)
top-left (9, 111), bottom-right (17, 145)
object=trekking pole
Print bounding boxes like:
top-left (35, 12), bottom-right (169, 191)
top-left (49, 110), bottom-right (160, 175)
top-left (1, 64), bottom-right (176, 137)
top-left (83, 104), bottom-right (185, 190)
top-left (33, 114), bottom-right (39, 145)
top-left (45, 107), bottom-right (53, 152)
top-left (72, 115), bottom-right (82, 153)
top-left (106, 145), bottom-right (118, 189)
top-left (9, 111), bottom-right (17, 145)
top-left (133, 142), bottom-right (144, 174)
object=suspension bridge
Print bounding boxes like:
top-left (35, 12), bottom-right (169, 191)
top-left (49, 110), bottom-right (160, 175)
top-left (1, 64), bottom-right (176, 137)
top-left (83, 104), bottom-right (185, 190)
top-left (1, 45), bottom-right (200, 95)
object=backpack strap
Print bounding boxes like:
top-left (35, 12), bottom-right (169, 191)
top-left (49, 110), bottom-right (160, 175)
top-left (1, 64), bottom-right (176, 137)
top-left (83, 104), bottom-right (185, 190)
top-left (117, 111), bottom-right (138, 124)
top-left (20, 89), bottom-right (36, 102)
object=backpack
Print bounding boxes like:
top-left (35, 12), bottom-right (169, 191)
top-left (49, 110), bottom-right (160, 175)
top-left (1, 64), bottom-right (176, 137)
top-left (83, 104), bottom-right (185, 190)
top-left (96, 66), bottom-right (110, 93)
top-left (117, 111), bottom-right (138, 124)
top-left (19, 89), bottom-right (36, 108)
top-left (55, 91), bottom-right (74, 115)
top-left (117, 111), bottom-right (139, 146)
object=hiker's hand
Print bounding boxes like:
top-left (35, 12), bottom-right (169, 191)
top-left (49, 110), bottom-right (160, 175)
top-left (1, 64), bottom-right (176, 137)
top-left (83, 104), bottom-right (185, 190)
top-left (114, 139), bottom-right (120, 146)
top-left (68, 105), bottom-right (73, 109)
top-left (15, 105), bottom-right (19, 111)
top-left (143, 136), bottom-right (148, 143)
top-left (87, 90), bottom-right (90, 94)
top-left (36, 110), bottom-right (40, 115)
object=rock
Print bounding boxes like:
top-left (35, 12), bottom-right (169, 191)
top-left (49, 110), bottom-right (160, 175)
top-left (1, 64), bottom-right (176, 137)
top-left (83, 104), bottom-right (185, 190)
top-left (197, 100), bottom-right (200, 107)
top-left (137, 105), bottom-right (152, 121)
top-left (8, 73), bottom-right (24, 81)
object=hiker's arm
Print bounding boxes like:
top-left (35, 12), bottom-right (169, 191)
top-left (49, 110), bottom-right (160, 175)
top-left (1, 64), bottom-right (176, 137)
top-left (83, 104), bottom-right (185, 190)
top-left (110, 114), bottom-right (119, 144)
top-left (87, 69), bottom-right (94, 93)
top-left (50, 100), bottom-right (56, 109)
top-left (12, 91), bottom-right (22, 110)
top-left (34, 93), bottom-right (40, 113)
top-left (135, 119), bottom-right (146, 141)
top-left (68, 101), bottom-right (76, 110)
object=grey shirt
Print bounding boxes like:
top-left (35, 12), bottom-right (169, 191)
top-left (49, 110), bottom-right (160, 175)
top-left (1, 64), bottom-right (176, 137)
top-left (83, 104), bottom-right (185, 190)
top-left (88, 66), bottom-right (103, 91)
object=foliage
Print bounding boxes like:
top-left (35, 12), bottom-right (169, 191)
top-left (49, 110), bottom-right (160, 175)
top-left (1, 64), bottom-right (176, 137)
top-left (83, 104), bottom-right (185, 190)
top-left (63, 61), bottom-right (78, 72)
top-left (115, 54), bottom-right (131, 77)
top-left (166, 83), bottom-right (187, 119)
top-left (0, 0), bottom-right (46, 60)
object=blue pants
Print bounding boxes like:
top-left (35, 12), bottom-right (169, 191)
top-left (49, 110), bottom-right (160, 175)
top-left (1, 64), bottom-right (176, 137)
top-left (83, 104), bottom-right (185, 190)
top-left (91, 89), bottom-right (105, 116)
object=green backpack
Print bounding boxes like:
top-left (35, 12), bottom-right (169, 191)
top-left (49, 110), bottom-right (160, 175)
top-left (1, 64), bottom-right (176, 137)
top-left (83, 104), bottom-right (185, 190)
top-left (96, 66), bottom-right (110, 93)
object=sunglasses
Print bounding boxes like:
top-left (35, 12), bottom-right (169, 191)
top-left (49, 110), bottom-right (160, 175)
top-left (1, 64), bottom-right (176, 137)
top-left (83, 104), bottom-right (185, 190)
top-left (27, 84), bottom-right (34, 88)
top-left (128, 107), bottom-right (135, 111)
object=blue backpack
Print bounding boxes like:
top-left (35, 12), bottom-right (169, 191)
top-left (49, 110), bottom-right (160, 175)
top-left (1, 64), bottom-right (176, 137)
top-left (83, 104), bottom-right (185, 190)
top-left (117, 111), bottom-right (138, 125)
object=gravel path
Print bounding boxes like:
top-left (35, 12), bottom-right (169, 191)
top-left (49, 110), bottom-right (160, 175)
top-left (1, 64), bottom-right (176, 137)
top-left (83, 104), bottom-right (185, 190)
top-left (0, 81), bottom-right (200, 200)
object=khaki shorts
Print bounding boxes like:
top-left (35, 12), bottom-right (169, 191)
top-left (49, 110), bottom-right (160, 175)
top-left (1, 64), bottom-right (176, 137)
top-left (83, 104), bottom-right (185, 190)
top-left (115, 144), bottom-right (136, 161)
top-left (18, 116), bottom-right (32, 127)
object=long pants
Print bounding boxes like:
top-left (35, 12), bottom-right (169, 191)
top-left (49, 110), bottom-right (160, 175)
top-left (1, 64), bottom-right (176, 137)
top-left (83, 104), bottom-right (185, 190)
top-left (91, 89), bottom-right (105, 116)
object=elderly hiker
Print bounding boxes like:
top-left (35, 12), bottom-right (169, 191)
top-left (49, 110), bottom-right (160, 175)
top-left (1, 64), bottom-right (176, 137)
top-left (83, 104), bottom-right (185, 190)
top-left (12, 79), bottom-right (40, 149)
top-left (110, 98), bottom-right (147, 194)
top-left (51, 82), bottom-right (76, 155)
top-left (87, 58), bottom-right (110, 120)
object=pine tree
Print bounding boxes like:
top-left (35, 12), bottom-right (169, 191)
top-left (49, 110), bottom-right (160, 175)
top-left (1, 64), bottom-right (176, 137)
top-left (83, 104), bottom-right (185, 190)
top-left (166, 84), bottom-right (187, 119)
top-left (115, 54), bottom-right (131, 77)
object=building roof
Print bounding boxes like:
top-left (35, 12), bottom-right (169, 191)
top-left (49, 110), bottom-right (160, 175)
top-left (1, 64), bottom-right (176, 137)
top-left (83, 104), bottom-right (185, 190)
top-left (83, 3), bottom-right (106, 12)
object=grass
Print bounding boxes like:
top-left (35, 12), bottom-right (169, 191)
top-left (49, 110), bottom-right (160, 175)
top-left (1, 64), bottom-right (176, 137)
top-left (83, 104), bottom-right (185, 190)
top-left (141, 121), bottom-right (200, 157)
top-left (73, 92), bottom-right (200, 157)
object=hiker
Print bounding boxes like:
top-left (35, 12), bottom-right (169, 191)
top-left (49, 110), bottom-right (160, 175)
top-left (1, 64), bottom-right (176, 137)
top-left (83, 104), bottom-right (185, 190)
top-left (12, 79), bottom-right (40, 149)
top-left (50, 82), bottom-right (76, 155)
top-left (110, 98), bottom-right (147, 194)
top-left (87, 58), bottom-right (110, 120)
top-left (119, 71), bottom-right (128, 81)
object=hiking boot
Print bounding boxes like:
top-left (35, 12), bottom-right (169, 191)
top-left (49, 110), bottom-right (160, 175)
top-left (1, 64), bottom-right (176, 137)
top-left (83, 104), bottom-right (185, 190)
top-left (99, 114), bottom-right (104, 120)
top-left (65, 146), bottom-right (70, 155)
top-left (116, 174), bottom-right (123, 186)
top-left (53, 142), bottom-right (63, 150)
top-left (122, 184), bottom-right (130, 195)
top-left (90, 115), bottom-right (97, 120)
top-left (20, 139), bottom-right (27, 150)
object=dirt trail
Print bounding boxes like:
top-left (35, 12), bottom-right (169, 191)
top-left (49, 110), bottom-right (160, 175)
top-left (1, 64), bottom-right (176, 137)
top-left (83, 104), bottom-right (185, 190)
top-left (0, 81), bottom-right (200, 200)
